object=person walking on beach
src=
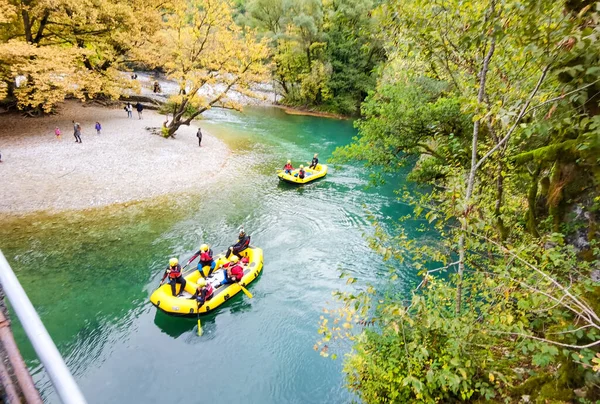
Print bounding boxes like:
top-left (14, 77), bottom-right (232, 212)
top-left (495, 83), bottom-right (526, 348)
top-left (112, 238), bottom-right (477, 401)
top-left (72, 120), bottom-right (82, 143)
top-left (196, 127), bottom-right (202, 147)
top-left (54, 127), bottom-right (62, 140)
top-left (135, 102), bottom-right (144, 120)
top-left (95, 122), bottom-right (102, 135)
top-left (125, 103), bottom-right (133, 118)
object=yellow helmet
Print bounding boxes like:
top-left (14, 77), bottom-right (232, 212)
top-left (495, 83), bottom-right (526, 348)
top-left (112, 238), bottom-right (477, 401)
top-left (169, 257), bottom-right (178, 267)
top-left (299, 164), bottom-right (304, 169)
top-left (196, 278), bottom-right (206, 288)
top-left (287, 160), bottom-right (291, 164)
top-left (200, 244), bottom-right (209, 252)
top-left (229, 255), bottom-right (240, 264)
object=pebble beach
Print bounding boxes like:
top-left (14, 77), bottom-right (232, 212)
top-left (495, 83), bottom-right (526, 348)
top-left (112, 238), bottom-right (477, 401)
top-left (0, 101), bottom-right (229, 214)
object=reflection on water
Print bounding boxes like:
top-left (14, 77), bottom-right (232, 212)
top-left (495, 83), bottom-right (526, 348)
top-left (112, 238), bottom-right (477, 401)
top-left (0, 106), bottom-right (418, 403)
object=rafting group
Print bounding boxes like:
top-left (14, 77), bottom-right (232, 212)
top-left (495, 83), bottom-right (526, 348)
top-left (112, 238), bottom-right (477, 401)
top-left (150, 228), bottom-right (263, 329)
top-left (277, 153), bottom-right (328, 184)
top-left (150, 153), bottom-right (327, 335)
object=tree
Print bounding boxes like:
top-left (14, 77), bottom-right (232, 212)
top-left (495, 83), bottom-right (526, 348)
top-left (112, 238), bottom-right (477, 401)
top-left (137, 0), bottom-right (270, 137)
top-left (241, 0), bottom-right (385, 114)
top-left (325, 0), bottom-right (600, 400)
top-left (0, 0), bottom-right (164, 112)
top-left (321, 0), bottom-right (385, 114)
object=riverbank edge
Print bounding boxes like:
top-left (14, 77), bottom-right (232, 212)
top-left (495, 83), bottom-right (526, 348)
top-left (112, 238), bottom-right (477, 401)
top-left (271, 104), bottom-right (354, 120)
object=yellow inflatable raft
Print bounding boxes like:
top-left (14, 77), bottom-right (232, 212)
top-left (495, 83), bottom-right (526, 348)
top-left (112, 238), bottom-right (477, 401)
top-left (150, 246), bottom-right (263, 316)
top-left (278, 164), bottom-right (327, 184)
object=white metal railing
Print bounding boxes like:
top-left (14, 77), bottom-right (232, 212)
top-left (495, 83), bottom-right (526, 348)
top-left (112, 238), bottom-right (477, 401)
top-left (0, 250), bottom-right (87, 404)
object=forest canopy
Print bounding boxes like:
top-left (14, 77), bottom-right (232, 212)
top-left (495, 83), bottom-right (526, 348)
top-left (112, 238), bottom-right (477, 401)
top-left (0, 0), bottom-right (385, 117)
top-left (323, 0), bottom-right (600, 402)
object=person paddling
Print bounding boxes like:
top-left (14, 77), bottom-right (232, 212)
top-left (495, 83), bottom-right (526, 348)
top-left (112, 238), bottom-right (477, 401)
top-left (219, 255), bottom-right (245, 286)
top-left (187, 244), bottom-right (216, 278)
top-left (283, 160), bottom-right (293, 174)
top-left (160, 258), bottom-right (187, 296)
top-left (225, 228), bottom-right (251, 259)
top-left (191, 278), bottom-right (214, 307)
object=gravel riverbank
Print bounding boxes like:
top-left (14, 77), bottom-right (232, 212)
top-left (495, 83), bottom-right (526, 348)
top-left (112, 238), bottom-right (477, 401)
top-left (0, 101), bottom-right (229, 215)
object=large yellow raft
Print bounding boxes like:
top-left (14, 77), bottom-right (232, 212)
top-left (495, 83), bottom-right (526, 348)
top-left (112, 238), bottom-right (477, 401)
top-left (278, 164), bottom-right (328, 184)
top-left (150, 246), bottom-right (263, 316)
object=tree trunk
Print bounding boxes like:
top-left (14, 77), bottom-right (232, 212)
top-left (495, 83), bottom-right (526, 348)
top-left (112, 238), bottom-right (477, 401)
top-left (526, 166), bottom-right (541, 237)
top-left (495, 160), bottom-right (509, 240)
top-left (167, 122), bottom-right (179, 137)
top-left (21, 9), bottom-right (33, 43)
top-left (456, 35), bottom-right (496, 314)
top-left (549, 161), bottom-right (565, 232)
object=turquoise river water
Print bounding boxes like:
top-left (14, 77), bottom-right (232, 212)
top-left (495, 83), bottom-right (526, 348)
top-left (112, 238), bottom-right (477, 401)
top-left (0, 107), bottom-right (419, 403)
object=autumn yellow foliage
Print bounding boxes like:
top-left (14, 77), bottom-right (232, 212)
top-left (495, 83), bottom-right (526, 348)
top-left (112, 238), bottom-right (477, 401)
top-left (135, 0), bottom-right (271, 136)
top-left (0, 0), bottom-right (164, 111)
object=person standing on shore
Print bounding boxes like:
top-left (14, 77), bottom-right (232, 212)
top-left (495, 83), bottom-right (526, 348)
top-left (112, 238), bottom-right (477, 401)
top-left (54, 127), bottom-right (62, 140)
top-left (196, 127), bottom-right (202, 147)
top-left (136, 102), bottom-right (144, 120)
top-left (95, 122), bottom-right (102, 135)
top-left (125, 103), bottom-right (133, 118)
top-left (72, 120), bottom-right (82, 143)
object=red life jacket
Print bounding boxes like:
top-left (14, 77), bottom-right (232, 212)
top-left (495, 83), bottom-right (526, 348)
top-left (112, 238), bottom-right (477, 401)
top-left (230, 265), bottom-right (244, 281)
top-left (168, 264), bottom-right (182, 279)
top-left (284, 163), bottom-right (293, 170)
top-left (298, 169), bottom-right (305, 179)
top-left (205, 283), bottom-right (214, 298)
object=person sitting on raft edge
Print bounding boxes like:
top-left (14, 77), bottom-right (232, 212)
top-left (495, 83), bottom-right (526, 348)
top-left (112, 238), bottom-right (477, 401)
top-left (160, 258), bottom-right (187, 296)
top-left (283, 160), bottom-right (293, 174)
top-left (225, 228), bottom-right (251, 259)
top-left (309, 153), bottom-right (319, 169)
top-left (294, 165), bottom-right (306, 179)
top-left (191, 278), bottom-right (214, 307)
top-left (187, 243), bottom-right (216, 278)
top-left (219, 255), bottom-right (245, 286)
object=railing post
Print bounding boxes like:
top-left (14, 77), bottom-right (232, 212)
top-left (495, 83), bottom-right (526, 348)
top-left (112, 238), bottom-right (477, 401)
top-left (0, 250), bottom-right (87, 404)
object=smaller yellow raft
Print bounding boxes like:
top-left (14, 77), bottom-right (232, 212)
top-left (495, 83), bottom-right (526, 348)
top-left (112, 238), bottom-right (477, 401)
top-left (150, 246), bottom-right (263, 316)
top-left (278, 164), bottom-right (327, 184)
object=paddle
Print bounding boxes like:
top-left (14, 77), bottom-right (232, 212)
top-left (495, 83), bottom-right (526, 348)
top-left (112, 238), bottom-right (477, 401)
top-left (196, 300), bottom-right (203, 336)
top-left (239, 283), bottom-right (253, 299)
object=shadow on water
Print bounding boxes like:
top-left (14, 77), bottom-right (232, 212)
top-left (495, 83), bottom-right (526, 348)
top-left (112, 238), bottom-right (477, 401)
top-left (153, 310), bottom-right (217, 339)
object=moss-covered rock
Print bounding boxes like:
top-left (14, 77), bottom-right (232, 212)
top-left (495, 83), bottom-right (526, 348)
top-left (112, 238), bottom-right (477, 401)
top-left (511, 374), bottom-right (552, 397)
top-left (538, 382), bottom-right (574, 402)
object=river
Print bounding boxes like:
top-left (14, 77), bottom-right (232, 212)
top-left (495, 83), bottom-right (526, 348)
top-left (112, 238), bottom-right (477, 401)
top-left (0, 106), bottom-right (418, 403)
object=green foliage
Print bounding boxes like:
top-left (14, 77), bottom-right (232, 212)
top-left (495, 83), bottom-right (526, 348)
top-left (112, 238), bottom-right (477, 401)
top-left (160, 126), bottom-right (169, 138)
top-left (241, 0), bottom-right (385, 115)
top-left (333, 76), bottom-right (470, 178)
top-left (320, 0), bottom-right (600, 401)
